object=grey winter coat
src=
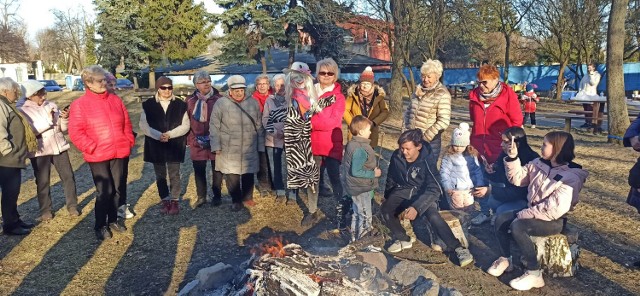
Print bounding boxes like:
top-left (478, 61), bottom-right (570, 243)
top-left (0, 96), bottom-right (28, 168)
top-left (209, 95), bottom-right (265, 175)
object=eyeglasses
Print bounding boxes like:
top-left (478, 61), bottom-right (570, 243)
top-left (318, 71), bottom-right (335, 77)
top-left (196, 80), bottom-right (211, 85)
top-left (159, 86), bottom-right (173, 90)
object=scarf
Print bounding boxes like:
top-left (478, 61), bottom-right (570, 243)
top-left (292, 88), bottom-right (312, 119)
top-left (8, 103), bottom-right (38, 153)
top-left (479, 82), bottom-right (503, 104)
top-left (252, 90), bottom-right (272, 112)
top-left (358, 87), bottom-right (375, 116)
top-left (193, 89), bottom-right (213, 122)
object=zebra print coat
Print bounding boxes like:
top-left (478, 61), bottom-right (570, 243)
top-left (283, 94), bottom-right (336, 190)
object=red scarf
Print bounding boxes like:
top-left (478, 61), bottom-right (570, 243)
top-left (252, 89), bottom-right (273, 112)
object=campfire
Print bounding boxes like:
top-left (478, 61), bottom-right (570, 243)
top-left (185, 236), bottom-right (462, 296)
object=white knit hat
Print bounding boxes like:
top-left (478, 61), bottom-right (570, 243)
top-left (21, 80), bottom-right (45, 98)
top-left (451, 122), bottom-right (471, 147)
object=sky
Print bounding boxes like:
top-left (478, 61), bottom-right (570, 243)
top-left (17, 0), bottom-right (222, 42)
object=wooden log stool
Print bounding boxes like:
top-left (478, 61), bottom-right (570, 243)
top-left (529, 223), bottom-right (580, 277)
top-left (439, 210), bottom-right (469, 248)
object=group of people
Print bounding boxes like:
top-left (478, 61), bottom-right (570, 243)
top-left (0, 60), bottom-right (593, 291)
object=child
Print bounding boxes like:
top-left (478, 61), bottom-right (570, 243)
top-left (440, 122), bottom-right (486, 212)
top-left (487, 131), bottom-right (588, 291)
top-left (343, 115), bottom-right (382, 241)
top-left (520, 84), bottom-right (539, 128)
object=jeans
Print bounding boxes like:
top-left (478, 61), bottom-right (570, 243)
top-left (192, 159), bottom-right (222, 201)
top-left (488, 195), bottom-right (528, 215)
top-left (30, 151), bottom-right (78, 216)
top-left (523, 112), bottom-right (536, 125)
top-left (381, 191), bottom-right (461, 250)
top-left (477, 196), bottom-right (490, 215)
top-left (153, 162), bottom-right (181, 200)
top-left (307, 155), bottom-right (342, 214)
top-left (0, 166), bottom-right (22, 231)
top-left (351, 191), bottom-right (373, 239)
top-left (266, 147), bottom-right (286, 194)
top-left (494, 210), bottom-right (564, 270)
top-left (88, 158), bottom-right (126, 230)
top-left (225, 173), bottom-right (254, 204)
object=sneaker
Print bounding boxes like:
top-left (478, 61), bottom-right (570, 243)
top-left (487, 257), bottom-right (512, 276)
top-left (168, 200), bottom-right (180, 215)
top-left (301, 211), bottom-right (323, 227)
top-left (455, 247), bottom-right (474, 267)
top-left (95, 226), bottom-right (112, 241)
top-left (160, 200), bottom-right (171, 214)
top-left (109, 220), bottom-right (127, 233)
top-left (509, 270), bottom-right (545, 291)
top-left (387, 240), bottom-right (413, 253)
top-left (193, 197), bottom-right (207, 208)
top-left (36, 212), bottom-right (53, 222)
top-left (118, 204), bottom-right (135, 219)
top-left (431, 237), bottom-right (445, 252)
top-left (471, 213), bottom-right (490, 225)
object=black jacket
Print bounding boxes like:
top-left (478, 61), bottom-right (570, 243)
top-left (142, 98), bottom-right (188, 163)
top-left (384, 141), bottom-right (443, 215)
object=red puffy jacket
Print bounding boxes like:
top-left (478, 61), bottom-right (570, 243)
top-left (68, 90), bottom-right (135, 163)
top-left (469, 83), bottom-right (523, 164)
top-left (520, 91), bottom-right (539, 113)
top-left (311, 82), bottom-right (346, 161)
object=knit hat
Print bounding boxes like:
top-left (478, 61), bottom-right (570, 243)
top-left (451, 122), bottom-right (471, 147)
top-left (525, 84), bottom-right (534, 92)
top-left (155, 76), bottom-right (173, 90)
top-left (21, 80), bottom-right (44, 98)
top-left (227, 75), bottom-right (246, 89)
top-left (360, 66), bottom-right (375, 83)
top-left (283, 61), bottom-right (312, 76)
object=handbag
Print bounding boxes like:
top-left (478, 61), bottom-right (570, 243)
top-left (231, 99), bottom-right (258, 134)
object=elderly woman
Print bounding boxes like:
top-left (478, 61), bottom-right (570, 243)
top-left (403, 59), bottom-right (451, 163)
top-left (307, 57), bottom-right (347, 228)
top-left (0, 77), bottom-right (36, 235)
top-left (18, 80), bottom-right (78, 222)
top-left (68, 65), bottom-right (135, 240)
top-left (140, 77), bottom-right (189, 215)
top-left (262, 74), bottom-right (289, 201)
top-left (210, 75), bottom-right (265, 211)
top-left (344, 66), bottom-right (389, 148)
top-left (187, 70), bottom-right (223, 208)
top-left (252, 74), bottom-right (273, 195)
top-left (468, 64), bottom-right (523, 225)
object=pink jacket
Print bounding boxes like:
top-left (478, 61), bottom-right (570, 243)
top-left (18, 99), bottom-right (70, 158)
top-left (311, 82), bottom-right (345, 161)
top-left (68, 90), bottom-right (135, 162)
top-left (505, 157), bottom-right (588, 221)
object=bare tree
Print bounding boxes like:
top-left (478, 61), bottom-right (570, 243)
top-left (52, 8), bottom-right (92, 73)
top-left (607, 0), bottom-right (631, 145)
top-left (0, 0), bottom-right (28, 63)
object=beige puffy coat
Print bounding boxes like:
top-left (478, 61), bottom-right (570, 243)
top-left (403, 82), bottom-right (451, 158)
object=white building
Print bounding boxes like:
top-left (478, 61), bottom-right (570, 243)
top-left (0, 63), bottom-right (29, 82)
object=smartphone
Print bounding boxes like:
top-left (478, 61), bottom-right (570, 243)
top-left (63, 105), bottom-right (70, 111)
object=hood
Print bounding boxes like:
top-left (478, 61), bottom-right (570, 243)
top-left (537, 158), bottom-right (589, 183)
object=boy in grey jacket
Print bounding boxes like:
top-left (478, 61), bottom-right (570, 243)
top-left (342, 115), bottom-right (381, 241)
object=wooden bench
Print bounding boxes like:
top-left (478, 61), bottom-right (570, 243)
top-left (568, 110), bottom-right (639, 117)
top-left (544, 114), bottom-right (595, 132)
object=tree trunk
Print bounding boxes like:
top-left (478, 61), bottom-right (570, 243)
top-left (389, 0), bottom-right (407, 119)
top-left (261, 54), bottom-right (267, 74)
top-left (504, 32), bottom-right (511, 82)
top-left (554, 61), bottom-right (569, 101)
top-left (148, 66), bottom-right (156, 90)
top-left (606, 0), bottom-right (630, 144)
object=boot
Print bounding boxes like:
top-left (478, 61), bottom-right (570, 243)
top-left (160, 200), bottom-right (171, 214)
top-left (168, 200), bottom-right (180, 215)
top-left (336, 196), bottom-right (352, 230)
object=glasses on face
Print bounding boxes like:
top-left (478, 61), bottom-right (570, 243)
top-left (159, 86), bottom-right (173, 90)
top-left (93, 78), bottom-right (106, 84)
top-left (318, 71), bottom-right (335, 77)
top-left (196, 80), bottom-right (211, 85)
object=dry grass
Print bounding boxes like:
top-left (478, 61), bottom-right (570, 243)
top-left (0, 93), bottom-right (638, 295)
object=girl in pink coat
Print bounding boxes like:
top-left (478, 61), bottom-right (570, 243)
top-left (487, 131), bottom-right (588, 291)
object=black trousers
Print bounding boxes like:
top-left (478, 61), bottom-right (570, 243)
top-left (494, 210), bottom-right (564, 270)
top-left (0, 166), bottom-right (22, 231)
top-left (30, 151), bottom-right (78, 216)
top-left (88, 158), bottom-right (126, 230)
top-left (523, 112), bottom-right (537, 125)
top-left (192, 159), bottom-right (222, 201)
top-left (225, 173), bottom-right (254, 204)
top-left (381, 192), bottom-right (461, 250)
top-left (257, 151), bottom-right (271, 189)
top-left (315, 155), bottom-right (343, 200)
top-left (153, 162), bottom-right (181, 200)
top-left (118, 156), bottom-right (130, 207)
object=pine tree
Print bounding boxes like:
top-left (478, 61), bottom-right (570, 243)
top-left (141, 0), bottom-right (214, 88)
top-left (94, 0), bottom-right (147, 74)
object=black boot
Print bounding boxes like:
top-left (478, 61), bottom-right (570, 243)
top-left (336, 196), bottom-right (352, 230)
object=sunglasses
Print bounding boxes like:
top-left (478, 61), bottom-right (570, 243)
top-left (318, 71), bottom-right (335, 77)
top-left (159, 86), bottom-right (173, 90)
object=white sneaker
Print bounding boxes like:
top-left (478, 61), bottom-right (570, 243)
top-left (387, 240), bottom-right (413, 253)
top-left (509, 270), bottom-right (545, 291)
top-left (471, 213), bottom-right (490, 225)
top-left (455, 247), bottom-right (474, 267)
top-left (118, 204), bottom-right (135, 219)
top-left (531, 125), bottom-right (536, 129)
top-left (487, 257), bottom-right (512, 277)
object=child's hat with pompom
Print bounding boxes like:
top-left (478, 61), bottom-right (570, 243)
top-left (451, 122), bottom-right (471, 147)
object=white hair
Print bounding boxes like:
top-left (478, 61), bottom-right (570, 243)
top-left (255, 74), bottom-right (270, 85)
top-left (0, 77), bottom-right (19, 93)
top-left (420, 59), bottom-right (444, 77)
top-left (285, 71), bottom-right (317, 107)
top-left (192, 70), bottom-right (211, 84)
top-left (271, 74), bottom-right (285, 88)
